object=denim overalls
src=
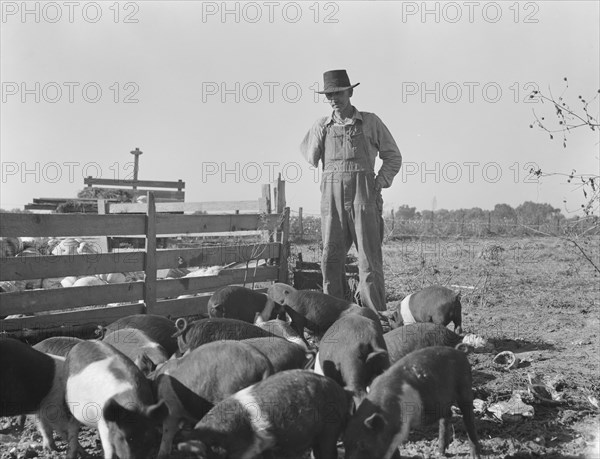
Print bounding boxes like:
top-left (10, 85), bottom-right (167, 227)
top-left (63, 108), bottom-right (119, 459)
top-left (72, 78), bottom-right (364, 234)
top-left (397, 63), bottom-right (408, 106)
top-left (320, 120), bottom-right (386, 311)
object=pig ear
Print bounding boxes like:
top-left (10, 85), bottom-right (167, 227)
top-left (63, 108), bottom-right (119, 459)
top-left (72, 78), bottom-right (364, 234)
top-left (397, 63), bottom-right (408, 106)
top-left (146, 400), bottom-right (169, 423)
top-left (366, 349), bottom-right (390, 374)
top-left (364, 413), bottom-right (386, 432)
top-left (254, 312), bottom-right (265, 325)
top-left (103, 398), bottom-right (127, 423)
top-left (343, 389), bottom-right (357, 415)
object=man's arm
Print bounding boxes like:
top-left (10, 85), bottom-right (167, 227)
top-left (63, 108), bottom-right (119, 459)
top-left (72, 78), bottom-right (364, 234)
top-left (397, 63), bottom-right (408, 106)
top-left (299, 118), bottom-right (327, 168)
top-left (373, 114), bottom-right (402, 189)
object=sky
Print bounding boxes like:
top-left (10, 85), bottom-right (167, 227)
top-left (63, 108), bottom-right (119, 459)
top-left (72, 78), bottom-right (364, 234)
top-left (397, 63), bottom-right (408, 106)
top-left (1, 0), bottom-right (599, 217)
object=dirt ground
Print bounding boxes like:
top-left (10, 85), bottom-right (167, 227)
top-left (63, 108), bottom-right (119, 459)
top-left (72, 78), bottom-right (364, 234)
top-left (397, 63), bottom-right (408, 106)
top-left (1, 236), bottom-right (598, 458)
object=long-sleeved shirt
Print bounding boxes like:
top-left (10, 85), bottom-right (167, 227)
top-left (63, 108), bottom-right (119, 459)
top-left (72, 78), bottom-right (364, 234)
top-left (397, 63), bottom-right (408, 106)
top-left (300, 106), bottom-right (402, 188)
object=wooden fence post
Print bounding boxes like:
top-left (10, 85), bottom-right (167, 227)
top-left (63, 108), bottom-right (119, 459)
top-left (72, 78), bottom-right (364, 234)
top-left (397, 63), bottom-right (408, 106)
top-left (273, 175), bottom-right (289, 283)
top-left (261, 184), bottom-right (272, 242)
top-left (96, 199), bottom-right (109, 253)
top-left (144, 192), bottom-right (157, 312)
top-left (274, 174), bottom-right (286, 214)
top-left (278, 207), bottom-right (290, 284)
top-left (298, 207), bottom-right (303, 242)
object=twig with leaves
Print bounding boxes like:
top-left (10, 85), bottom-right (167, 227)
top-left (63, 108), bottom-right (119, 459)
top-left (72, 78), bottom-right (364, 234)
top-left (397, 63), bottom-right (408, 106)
top-left (528, 78), bottom-right (599, 216)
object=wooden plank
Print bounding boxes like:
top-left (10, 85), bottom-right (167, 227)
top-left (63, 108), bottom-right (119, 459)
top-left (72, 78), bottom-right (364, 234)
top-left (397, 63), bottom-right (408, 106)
top-left (156, 243), bottom-right (280, 269)
top-left (155, 214), bottom-right (281, 235)
top-left (0, 214), bottom-right (145, 237)
top-left (156, 266), bottom-right (278, 298)
top-left (109, 200), bottom-right (261, 214)
top-left (0, 252), bottom-right (145, 281)
top-left (84, 178), bottom-right (186, 189)
top-left (132, 190), bottom-right (185, 201)
top-left (0, 282), bottom-right (144, 315)
top-left (24, 204), bottom-right (58, 210)
top-left (278, 207), bottom-right (291, 284)
top-left (34, 198), bottom-right (107, 203)
top-left (0, 303), bottom-right (145, 333)
top-left (144, 193), bottom-right (157, 310)
top-left (147, 295), bottom-right (211, 318)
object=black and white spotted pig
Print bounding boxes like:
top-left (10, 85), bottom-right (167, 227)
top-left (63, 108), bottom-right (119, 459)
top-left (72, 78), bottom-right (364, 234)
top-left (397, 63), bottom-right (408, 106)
top-left (172, 317), bottom-right (276, 354)
top-left (315, 314), bottom-right (389, 408)
top-left (267, 283), bottom-right (382, 339)
top-left (102, 328), bottom-right (169, 374)
top-left (65, 340), bottom-right (168, 459)
top-left (384, 323), bottom-right (464, 364)
top-left (178, 370), bottom-right (350, 459)
top-left (150, 340), bottom-right (273, 459)
top-left (104, 314), bottom-right (179, 356)
top-left (207, 285), bottom-right (282, 323)
top-left (343, 346), bottom-right (481, 459)
top-left (0, 338), bottom-right (82, 458)
top-left (243, 336), bottom-right (314, 372)
top-left (33, 336), bottom-right (84, 356)
top-left (392, 286), bottom-right (462, 334)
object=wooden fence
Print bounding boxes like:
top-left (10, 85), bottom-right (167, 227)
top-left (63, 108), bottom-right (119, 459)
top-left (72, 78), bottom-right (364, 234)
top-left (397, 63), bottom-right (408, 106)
top-left (0, 180), bottom-right (290, 337)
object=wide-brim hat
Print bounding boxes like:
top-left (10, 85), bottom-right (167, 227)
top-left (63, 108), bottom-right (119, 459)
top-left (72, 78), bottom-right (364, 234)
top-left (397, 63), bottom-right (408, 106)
top-left (316, 69), bottom-right (360, 94)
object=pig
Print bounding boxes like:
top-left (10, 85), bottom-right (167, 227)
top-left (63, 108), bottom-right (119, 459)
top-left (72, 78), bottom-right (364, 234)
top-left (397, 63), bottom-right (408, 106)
top-left (102, 328), bottom-right (170, 373)
top-left (33, 336), bottom-right (84, 357)
top-left (172, 317), bottom-right (276, 354)
top-left (392, 285), bottom-right (462, 334)
top-left (254, 314), bottom-right (309, 349)
top-left (150, 340), bottom-right (273, 459)
top-left (267, 283), bottom-right (384, 339)
top-left (104, 314), bottom-right (179, 356)
top-left (178, 369), bottom-right (350, 459)
top-left (384, 323), bottom-right (463, 364)
top-left (207, 285), bottom-right (282, 323)
top-left (0, 338), bottom-right (82, 457)
top-left (243, 336), bottom-right (314, 372)
top-left (315, 314), bottom-right (389, 408)
top-left (343, 346), bottom-right (481, 459)
top-left (65, 340), bottom-right (168, 459)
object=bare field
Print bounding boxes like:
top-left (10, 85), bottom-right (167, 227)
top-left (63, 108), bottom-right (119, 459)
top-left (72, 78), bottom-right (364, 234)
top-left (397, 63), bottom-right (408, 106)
top-left (1, 236), bottom-right (598, 458)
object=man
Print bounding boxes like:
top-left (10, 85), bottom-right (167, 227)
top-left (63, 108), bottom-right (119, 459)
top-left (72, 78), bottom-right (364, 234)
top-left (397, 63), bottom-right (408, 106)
top-left (300, 69), bottom-right (402, 312)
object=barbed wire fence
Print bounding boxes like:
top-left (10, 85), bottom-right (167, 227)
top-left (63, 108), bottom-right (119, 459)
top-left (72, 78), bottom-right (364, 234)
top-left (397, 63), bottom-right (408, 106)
top-left (288, 208), bottom-right (599, 243)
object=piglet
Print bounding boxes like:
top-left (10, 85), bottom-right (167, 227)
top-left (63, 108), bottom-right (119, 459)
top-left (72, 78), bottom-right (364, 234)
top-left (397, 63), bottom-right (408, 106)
top-left (65, 340), bottom-right (168, 459)
top-left (393, 285), bottom-right (462, 334)
top-left (33, 336), bottom-right (84, 357)
top-left (151, 340), bottom-right (273, 459)
top-left (384, 322), bottom-right (463, 364)
top-left (267, 283), bottom-right (369, 339)
top-left (172, 317), bottom-right (276, 354)
top-left (0, 338), bottom-right (82, 458)
top-left (208, 285), bottom-right (282, 323)
top-left (343, 346), bottom-right (481, 459)
top-left (315, 314), bottom-right (389, 408)
top-left (104, 314), bottom-right (179, 356)
top-left (102, 327), bottom-right (169, 374)
top-left (243, 336), bottom-right (314, 372)
top-left (178, 369), bottom-right (350, 459)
